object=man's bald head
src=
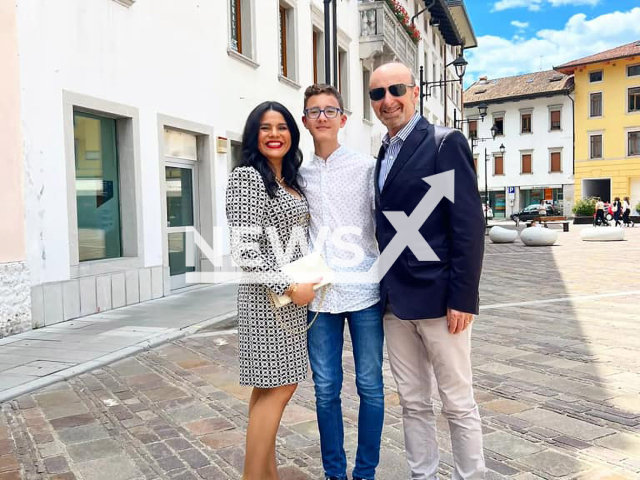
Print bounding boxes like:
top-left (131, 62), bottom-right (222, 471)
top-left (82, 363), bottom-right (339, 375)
top-left (369, 62), bottom-right (419, 137)
top-left (370, 62), bottom-right (415, 86)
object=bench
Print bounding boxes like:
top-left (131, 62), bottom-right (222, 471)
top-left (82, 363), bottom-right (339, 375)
top-left (525, 216), bottom-right (570, 232)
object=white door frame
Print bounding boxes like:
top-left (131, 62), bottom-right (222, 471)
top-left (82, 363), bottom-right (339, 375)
top-left (165, 159), bottom-right (200, 290)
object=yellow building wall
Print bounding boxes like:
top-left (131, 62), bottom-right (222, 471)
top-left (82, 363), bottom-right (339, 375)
top-left (573, 56), bottom-right (640, 204)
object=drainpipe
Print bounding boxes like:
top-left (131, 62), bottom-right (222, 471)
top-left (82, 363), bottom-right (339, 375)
top-left (413, 0), bottom-right (435, 116)
top-left (566, 90), bottom-right (575, 176)
top-left (566, 89), bottom-right (575, 212)
top-left (411, 0), bottom-right (435, 25)
top-left (333, 0), bottom-right (338, 88)
top-left (324, 0), bottom-right (331, 84)
top-left (461, 49), bottom-right (465, 123)
top-left (444, 46), bottom-right (447, 126)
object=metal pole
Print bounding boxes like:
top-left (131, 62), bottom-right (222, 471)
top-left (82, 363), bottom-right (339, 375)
top-left (324, 0), bottom-right (331, 84)
top-left (471, 139), bottom-right (475, 168)
top-left (485, 148), bottom-right (489, 227)
top-left (332, 0), bottom-right (338, 88)
top-left (419, 65), bottom-right (424, 117)
top-left (444, 45), bottom-right (447, 126)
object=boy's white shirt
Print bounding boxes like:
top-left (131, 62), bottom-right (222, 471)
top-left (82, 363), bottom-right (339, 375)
top-left (299, 145), bottom-right (380, 313)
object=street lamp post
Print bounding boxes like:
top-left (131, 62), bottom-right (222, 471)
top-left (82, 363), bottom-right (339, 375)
top-left (419, 54), bottom-right (468, 117)
top-left (323, 0), bottom-right (338, 87)
top-left (484, 148), bottom-right (488, 227)
top-left (454, 103), bottom-right (488, 131)
top-left (471, 124), bottom-right (503, 228)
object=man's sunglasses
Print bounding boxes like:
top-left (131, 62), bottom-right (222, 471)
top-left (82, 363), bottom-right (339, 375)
top-left (369, 83), bottom-right (415, 101)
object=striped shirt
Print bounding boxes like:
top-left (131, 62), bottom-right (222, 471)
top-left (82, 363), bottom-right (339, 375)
top-left (378, 112), bottom-right (422, 191)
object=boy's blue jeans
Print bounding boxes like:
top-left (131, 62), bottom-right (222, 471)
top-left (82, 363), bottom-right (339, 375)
top-left (307, 302), bottom-right (384, 480)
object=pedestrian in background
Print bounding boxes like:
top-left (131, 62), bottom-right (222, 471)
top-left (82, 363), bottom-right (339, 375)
top-left (595, 198), bottom-right (605, 226)
top-left (623, 196), bottom-right (632, 226)
top-left (613, 197), bottom-right (622, 227)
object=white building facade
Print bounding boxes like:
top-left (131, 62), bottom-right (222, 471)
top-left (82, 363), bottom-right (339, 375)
top-left (0, 0), bottom-right (31, 338)
top-left (2, 0), bottom-right (475, 336)
top-left (464, 71), bottom-right (575, 219)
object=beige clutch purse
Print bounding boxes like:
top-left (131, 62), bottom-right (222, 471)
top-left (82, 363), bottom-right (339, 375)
top-left (269, 252), bottom-right (333, 308)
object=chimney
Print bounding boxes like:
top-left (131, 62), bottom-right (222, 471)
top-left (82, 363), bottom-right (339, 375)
top-left (478, 76), bottom-right (489, 84)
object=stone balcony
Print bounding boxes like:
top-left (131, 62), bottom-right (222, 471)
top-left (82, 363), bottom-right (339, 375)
top-left (358, 0), bottom-right (418, 75)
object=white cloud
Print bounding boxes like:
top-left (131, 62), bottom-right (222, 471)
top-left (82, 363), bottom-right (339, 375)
top-left (465, 7), bottom-right (640, 87)
top-left (492, 0), bottom-right (599, 11)
top-left (511, 20), bottom-right (530, 29)
top-left (549, 0), bottom-right (600, 6)
top-left (493, 0), bottom-right (542, 12)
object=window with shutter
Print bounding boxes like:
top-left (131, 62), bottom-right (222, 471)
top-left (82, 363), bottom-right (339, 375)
top-left (590, 134), bottom-right (602, 159)
top-left (590, 93), bottom-right (602, 117)
top-left (468, 120), bottom-right (477, 139)
top-left (550, 152), bottom-right (561, 172)
top-left (230, 0), bottom-right (243, 54)
top-left (629, 132), bottom-right (640, 156)
top-left (550, 110), bottom-right (561, 130)
top-left (521, 113), bottom-right (531, 134)
top-left (494, 155), bottom-right (504, 175)
top-left (279, 6), bottom-right (287, 77)
top-left (628, 87), bottom-right (640, 113)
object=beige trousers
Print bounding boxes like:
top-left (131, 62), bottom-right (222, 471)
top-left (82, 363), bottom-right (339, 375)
top-left (384, 308), bottom-right (485, 480)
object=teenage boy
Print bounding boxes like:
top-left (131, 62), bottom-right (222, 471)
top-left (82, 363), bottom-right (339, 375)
top-left (299, 84), bottom-right (383, 480)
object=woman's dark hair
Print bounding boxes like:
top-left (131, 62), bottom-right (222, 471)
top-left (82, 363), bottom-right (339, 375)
top-left (238, 101), bottom-right (303, 198)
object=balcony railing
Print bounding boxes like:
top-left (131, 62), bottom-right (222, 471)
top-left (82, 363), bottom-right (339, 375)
top-left (358, 0), bottom-right (418, 75)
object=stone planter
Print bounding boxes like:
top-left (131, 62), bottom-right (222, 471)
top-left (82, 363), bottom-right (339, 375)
top-left (489, 226), bottom-right (518, 244)
top-left (520, 227), bottom-right (558, 246)
top-left (580, 227), bottom-right (625, 241)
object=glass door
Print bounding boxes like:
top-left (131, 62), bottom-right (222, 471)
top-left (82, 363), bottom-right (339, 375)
top-left (166, 164), bottom-right (197, 290)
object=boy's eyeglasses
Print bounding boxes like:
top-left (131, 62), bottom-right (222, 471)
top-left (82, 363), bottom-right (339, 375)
top-left (304, 106), bottom-right (343, 119)
top-left (368, 83), bottom-right (415, 101)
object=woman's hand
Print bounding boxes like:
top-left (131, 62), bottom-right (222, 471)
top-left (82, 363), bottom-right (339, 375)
top-left (288, 279), bottom-right (321, 306)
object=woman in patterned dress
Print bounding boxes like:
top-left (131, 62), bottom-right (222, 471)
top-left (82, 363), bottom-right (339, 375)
top-left (226, 101), bottom-right (318, 480)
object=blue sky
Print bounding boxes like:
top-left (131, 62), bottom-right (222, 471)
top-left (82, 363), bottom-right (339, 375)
top-left (463, 0), bottom-right (640, 86)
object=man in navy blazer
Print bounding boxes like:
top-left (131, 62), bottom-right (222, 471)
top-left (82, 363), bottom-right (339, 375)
top-left (370, 62), bottom-right (486, 479)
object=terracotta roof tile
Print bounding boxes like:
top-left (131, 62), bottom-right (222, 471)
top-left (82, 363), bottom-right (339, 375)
top-left (555, 40), bottom-right (640, 73)
top-left (464, 70), bottom-right (573, 106)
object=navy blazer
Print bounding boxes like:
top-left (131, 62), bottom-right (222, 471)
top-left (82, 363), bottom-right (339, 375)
top-left (375, 117), bottom-right (485, 320)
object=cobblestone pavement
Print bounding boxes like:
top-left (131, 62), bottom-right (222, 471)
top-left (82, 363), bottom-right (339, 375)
top-left (1, 225), bottom-right (640, 480)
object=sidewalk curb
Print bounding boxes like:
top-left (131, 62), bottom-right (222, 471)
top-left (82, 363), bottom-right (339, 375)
top-left (0, 310), bottom-right (237, 404)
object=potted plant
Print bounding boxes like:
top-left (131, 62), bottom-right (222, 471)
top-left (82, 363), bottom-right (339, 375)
top-left (572, 197), bottom-right (596, 224)
top-left (383, 0), bottom-right (422, 44)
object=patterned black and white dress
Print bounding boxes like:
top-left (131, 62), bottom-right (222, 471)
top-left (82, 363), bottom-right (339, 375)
top-left (226, 166), bottom-right (309, 388)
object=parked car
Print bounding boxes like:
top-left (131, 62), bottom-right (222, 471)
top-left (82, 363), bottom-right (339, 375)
top-left (482, 203), bottom-right (494, 219)
top-left (511, 204), bottom-right (560, 223)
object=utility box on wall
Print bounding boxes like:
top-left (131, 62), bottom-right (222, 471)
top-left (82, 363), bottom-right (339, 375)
top-left (216, 137), bottom-right (228, 154)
